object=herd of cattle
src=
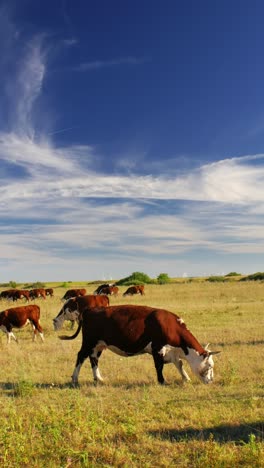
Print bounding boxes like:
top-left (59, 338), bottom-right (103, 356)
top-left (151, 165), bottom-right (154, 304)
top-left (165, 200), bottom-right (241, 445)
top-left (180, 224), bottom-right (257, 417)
top-left (0, 283), bottom-right (220, 386)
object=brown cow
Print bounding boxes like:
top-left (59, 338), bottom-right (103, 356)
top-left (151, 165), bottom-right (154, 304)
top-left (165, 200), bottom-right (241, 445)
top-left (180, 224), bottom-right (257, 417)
top-left (59, 304), bottom-right (220, 386)
top-left (62, 289), bottom-right (87, 301)
top-left (93, 283), bottom-right (116, 295)
top-left (45, 288), bottom-right (54, 297)
top-left (29, 288), bottom-right (46, 300)
top-left (0, 305), bottom-right (44, 343)
top-left (123, 285), bottom-right (145, 296)
top-left (99, 285), bottom-right (119, 296)
top-left (12, 290), bottom-right (30, 302)
top-left (53, 295), bottom-right (110, 331)
top-left (0, 289), bottom-right (17, 300)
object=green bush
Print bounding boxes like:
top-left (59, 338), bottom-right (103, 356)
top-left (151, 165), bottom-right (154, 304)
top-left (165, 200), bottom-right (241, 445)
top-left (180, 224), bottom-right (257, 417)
top-left (225, 272), bottom-right (241, 277)
top-left (157, 273), bottom-right (171, 284)
top-left (206, 276), bottom-right (227, 282)
top-left (240, 272), bottom-right (264, 281)
top-left (26, 282), bottom-right (46, 289)
top-left (116, 271), bottom-right (152, 286)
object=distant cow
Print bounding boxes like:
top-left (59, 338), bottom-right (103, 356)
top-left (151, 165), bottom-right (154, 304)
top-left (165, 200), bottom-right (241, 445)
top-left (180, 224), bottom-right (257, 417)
top-left (0, 289), bottom-right (17, 300)
top-left (0, 305), bottom-right (44, 343)
top-left (93, 283), bottom-right (116, 295)
top-left (53, 295), bottom-right (110, 331)
top-left (98, 285), bottom-right (119, 296)
top-left (45, 288), bottom-right (54, 297)
top-left (59, 304), bottom-right (219, 386)
top-left (29, 288), bottom-right (46, 300)
top-left (123, 285), bottom-right (145, 296)
top-left (62, 289), bottom-right (87, 301)
top-left (12, 289), bottom-right (30, 302)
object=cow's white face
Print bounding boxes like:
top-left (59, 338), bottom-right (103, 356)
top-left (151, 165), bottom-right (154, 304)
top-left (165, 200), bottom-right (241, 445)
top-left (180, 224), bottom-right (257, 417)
top-left (53, 302), bottom-right (79, 331)
top-left (185, 348), bottom-right (215, 384)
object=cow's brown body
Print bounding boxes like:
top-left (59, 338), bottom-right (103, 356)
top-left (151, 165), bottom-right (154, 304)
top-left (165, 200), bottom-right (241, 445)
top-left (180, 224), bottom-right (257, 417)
top-left (0, 289), bottom-right (17, 300)
top-left (123, 285), bottom-right (145, 296)
top-left (29, 288), bottom-right (46, 300)
top-left (62, 289), bottom-right (87, 301)
top-left (0, 305), bottom-right (44, 343)
top-left (98, 286), bottom-right (119, 296)
top-left (45, 288), bottom-right (54, 297)
top-left (93, 283), bottom-right (116, 295)
top-left (12, 290), bottom-right (30, 302)
top-left (59, 305), bottom-right (218, 386)
top-left (53, 294), bottom-right (110, 330)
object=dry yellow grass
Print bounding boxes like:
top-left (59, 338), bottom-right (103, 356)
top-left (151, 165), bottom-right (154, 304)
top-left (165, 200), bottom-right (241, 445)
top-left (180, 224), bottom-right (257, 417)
top-left (0, 281), bottom-right (263, 467)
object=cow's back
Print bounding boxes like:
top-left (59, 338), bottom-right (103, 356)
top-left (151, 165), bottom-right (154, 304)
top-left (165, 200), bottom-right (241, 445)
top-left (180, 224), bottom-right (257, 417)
top-left (1, 305), bottom-right (40, 326)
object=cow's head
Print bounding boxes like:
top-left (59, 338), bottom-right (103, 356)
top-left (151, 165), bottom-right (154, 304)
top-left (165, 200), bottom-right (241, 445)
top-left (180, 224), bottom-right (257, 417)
top-left (186, 345), bottom-right (220, 384)
top-left (53, 298), bottom-right (79, 331)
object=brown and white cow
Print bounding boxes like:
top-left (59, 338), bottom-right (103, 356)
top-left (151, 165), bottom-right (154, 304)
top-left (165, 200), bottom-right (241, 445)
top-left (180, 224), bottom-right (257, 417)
top-left (0, 305), bottom-right (44, 343)
top-left (12, 289), bottom-right (30, 302)
top-left (29, 288), bottom-right (46, 300)
top-left (59, 304), bottom-right (220, 386)
top-left (45, 288), bottom-right (54, 297)
top-left (123, 285), bottom-right (145, 296)
top-left (53, 294), bottom-right (110, 331)
top-left (62, 289), bottom-right (87, 301)
top-left (98, 285), bottom-right (119, 296)
top-left (93, 283), bottom-right (116, 295)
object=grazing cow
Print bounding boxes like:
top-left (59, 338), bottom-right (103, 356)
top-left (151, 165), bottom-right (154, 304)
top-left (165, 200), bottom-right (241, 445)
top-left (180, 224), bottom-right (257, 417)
top-left (99, 285), bottom-right (119, 296)
top-left (0, 289), bottom-right (17, 300)
top-left (123, 285), bottom-right (145, 296)
top-left (93, 283), bottom-right (115, 295)
top-left (59, 304), bottom-right (219, 386)
top-left (12, 289), bottom-right (30, 302)
top-left (62, 289), bottom-right (87, 301)
top-left (29, 288), bottom-right (46, 300)
top-left (53, 295), bottom-right (110, 331)
top-left (0, 305), bottom-right (44, 343)
top-left (45, 288), bottom-right (54, 297)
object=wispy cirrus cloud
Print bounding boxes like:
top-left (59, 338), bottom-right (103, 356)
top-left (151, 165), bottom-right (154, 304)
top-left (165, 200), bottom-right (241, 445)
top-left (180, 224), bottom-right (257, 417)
top-left (72, 56), bottom-right (148, 72)
top-left (0, 9), bottom-right (264, 281)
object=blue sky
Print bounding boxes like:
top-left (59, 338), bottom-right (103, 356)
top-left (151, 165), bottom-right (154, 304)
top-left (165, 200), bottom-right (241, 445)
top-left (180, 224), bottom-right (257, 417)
top-left (1, 0), bottom-right (264, 282)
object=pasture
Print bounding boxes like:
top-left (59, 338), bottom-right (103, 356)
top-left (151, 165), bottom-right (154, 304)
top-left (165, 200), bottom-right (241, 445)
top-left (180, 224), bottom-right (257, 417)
top-left (0, 281), bottom-right (263, 467)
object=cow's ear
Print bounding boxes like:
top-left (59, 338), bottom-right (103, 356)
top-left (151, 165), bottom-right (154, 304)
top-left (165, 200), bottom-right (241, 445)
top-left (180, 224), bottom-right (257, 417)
top-left (209, 351), bottom-right (221, 356)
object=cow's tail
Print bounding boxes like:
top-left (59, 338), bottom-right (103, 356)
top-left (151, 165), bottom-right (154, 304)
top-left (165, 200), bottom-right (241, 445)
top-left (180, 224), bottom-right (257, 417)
top-left (59, 319), bottom-right (82, 340)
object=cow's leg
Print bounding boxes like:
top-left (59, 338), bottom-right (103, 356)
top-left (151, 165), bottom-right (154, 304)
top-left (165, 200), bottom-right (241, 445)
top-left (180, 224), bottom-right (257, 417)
top-left (71, 345), bottom-right (92, 385)
top-left (31, 321), bottom-right (44, 342)
top-left (89, 352), bottom-right (104, 383)
top-left (1, 324), bottom-right (18, 343)
top-left (8, 331), bottom-right (17, 343)
top-left (174, 358), bottom-right (191, 382)
top-left (152, 347), bottom-right (165, 384)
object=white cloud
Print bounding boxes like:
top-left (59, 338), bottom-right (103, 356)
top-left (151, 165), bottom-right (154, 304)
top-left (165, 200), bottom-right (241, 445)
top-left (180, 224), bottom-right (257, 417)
top-left (0, 13), bottom-right (264, 281)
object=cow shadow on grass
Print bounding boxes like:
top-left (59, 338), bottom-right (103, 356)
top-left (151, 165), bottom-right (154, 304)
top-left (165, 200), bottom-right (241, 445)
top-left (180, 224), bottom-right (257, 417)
top-left (149, 421), bottom-right (264, 444)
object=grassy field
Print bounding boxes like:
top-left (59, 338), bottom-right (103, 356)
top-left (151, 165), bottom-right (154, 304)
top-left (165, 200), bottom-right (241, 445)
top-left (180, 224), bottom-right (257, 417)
top-left (0, 281), bottom-right (263, 467)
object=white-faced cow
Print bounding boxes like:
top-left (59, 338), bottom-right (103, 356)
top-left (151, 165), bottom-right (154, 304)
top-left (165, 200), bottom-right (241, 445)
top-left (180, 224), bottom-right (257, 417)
top-left (123, 285), bottom-right (145, 296)
top-left (93, 283), bottom-right (116, 295)
top-left (62, 289), bottom-right (87, 301)
top-left (29, 288), bottom-right (46, 300)
top-left (45, 288), bottom-right (54, 297)
top-left (0, 305), bottom-right (44, 343)
top-left (59, 304), bottom-right (220, 386)
top-left (53, 294), bottom-right (110, 331)
top-left (98, 285), bottom-right (119, 296)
